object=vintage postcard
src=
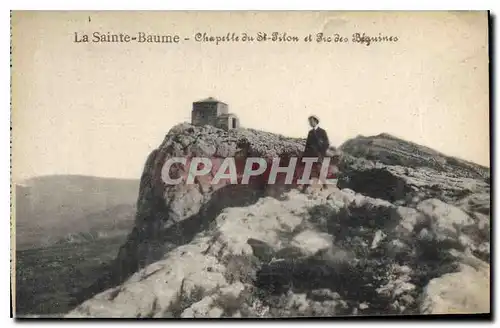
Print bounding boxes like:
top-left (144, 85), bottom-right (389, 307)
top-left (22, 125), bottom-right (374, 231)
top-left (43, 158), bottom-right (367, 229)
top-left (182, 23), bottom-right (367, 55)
top-left (11, 11), bottom-right (490, 318)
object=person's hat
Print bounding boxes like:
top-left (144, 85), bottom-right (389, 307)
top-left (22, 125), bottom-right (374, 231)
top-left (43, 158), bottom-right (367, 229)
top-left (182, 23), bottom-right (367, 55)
top-left (308, 115), bottom-right (320, 123)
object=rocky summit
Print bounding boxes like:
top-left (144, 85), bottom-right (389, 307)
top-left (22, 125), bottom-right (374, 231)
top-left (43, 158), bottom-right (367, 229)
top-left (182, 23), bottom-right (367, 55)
top-left (67, 124), bottom-right (490, 318)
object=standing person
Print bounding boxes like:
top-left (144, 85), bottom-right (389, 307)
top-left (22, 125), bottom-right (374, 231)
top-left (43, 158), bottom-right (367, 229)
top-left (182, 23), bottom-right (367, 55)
top-left (302, 115), bottom-right (331, 188)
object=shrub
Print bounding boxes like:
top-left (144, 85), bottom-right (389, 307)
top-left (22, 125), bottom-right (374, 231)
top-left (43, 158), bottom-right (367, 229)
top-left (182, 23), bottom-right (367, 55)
top-left (163, 281), bottom-right (206, 318)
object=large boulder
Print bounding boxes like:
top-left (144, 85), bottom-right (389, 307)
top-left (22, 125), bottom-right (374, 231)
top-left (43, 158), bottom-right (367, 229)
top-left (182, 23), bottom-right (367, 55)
top-left (420, 259), bottom-right (490, 314)
top-left (416, 199), bottom-right (475, 242)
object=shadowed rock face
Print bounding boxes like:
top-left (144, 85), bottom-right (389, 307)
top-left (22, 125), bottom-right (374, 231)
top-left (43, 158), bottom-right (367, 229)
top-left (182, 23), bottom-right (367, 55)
top-left (68, 126), bottom-right (490, 318)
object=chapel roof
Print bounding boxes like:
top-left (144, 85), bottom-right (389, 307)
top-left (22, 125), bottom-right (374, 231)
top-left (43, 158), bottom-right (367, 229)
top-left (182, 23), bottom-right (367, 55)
top-left (193, 97), bottom-right (227, 105)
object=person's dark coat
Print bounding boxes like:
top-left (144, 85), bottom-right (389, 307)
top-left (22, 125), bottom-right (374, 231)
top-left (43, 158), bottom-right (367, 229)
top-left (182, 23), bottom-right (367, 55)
top-left (303, 127), bottom-right (330, 158)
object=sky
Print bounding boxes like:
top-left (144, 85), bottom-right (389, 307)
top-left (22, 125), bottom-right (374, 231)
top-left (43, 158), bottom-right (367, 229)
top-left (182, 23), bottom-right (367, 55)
top-left (11, 11), bottom-right (490, 182)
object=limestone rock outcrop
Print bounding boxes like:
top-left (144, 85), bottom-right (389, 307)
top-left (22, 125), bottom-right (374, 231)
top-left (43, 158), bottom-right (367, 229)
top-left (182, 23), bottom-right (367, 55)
top-left (68, 125), bottom-right (490, 318)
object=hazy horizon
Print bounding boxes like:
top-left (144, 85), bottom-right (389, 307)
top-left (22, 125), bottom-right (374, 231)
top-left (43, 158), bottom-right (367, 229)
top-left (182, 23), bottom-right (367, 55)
top-left (11, 11), bottom-right (490, 182)
top-left (15, 173), bottom-right (140, 185)
top-left (13, 123), bottom-right (490, 183)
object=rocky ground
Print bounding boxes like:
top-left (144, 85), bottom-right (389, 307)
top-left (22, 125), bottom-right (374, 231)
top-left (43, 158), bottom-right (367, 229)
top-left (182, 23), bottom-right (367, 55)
top-left (65, 124), bottom-right (490, 318)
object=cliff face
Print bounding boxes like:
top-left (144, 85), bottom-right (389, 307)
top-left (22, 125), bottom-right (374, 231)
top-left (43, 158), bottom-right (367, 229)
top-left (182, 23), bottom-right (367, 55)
top-left (68, 124), bottom-right (490, 318)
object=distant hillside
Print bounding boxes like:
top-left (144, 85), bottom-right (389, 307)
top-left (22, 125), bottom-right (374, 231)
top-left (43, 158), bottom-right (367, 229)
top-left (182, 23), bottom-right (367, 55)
top-left (15, 175), bottom-right (139, 250)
